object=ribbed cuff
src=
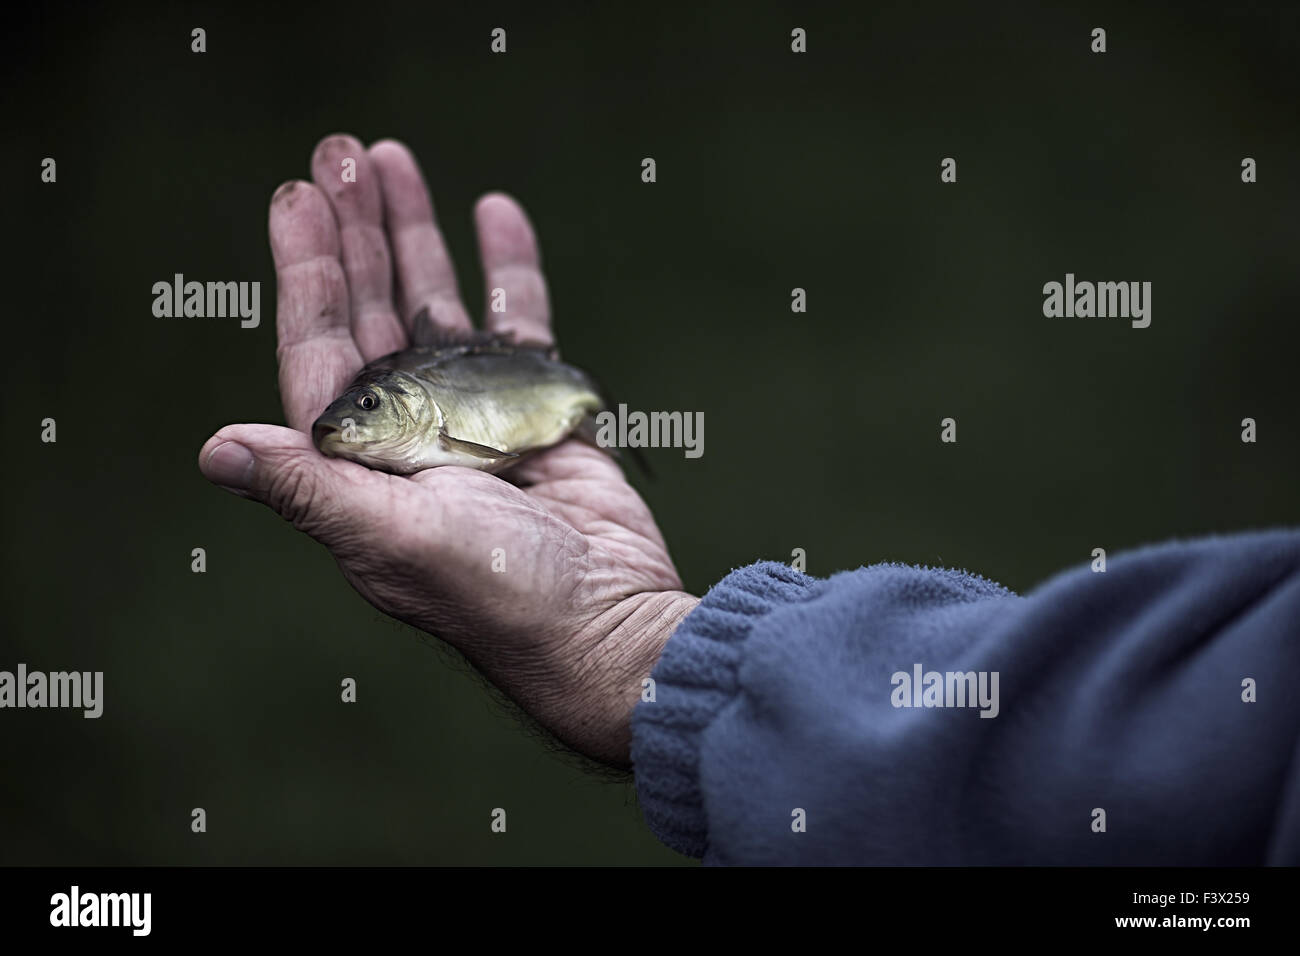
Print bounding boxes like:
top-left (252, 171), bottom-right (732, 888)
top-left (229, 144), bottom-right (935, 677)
top-left (630, 561), bottom-right (823, 857)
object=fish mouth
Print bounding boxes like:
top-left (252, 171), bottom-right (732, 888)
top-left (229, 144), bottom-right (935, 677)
top-left (312, 421), bottom-right (345, 454)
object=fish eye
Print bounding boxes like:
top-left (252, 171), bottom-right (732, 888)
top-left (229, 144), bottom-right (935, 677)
top-left (356, 391), bottom-right (379, 411)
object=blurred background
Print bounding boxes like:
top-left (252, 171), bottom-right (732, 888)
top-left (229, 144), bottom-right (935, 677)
top-left (2, 1), bottom-right (1297, 864)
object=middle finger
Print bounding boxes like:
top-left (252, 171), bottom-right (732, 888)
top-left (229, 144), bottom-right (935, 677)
top-left (310, 133), bottom-right (407, 360)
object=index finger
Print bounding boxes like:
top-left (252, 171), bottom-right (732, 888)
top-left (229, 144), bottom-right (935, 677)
top-left (269, 180), bottom-right (363, 433)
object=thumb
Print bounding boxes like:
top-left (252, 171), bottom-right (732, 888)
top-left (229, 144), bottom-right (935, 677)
top-left (198, 423), bottom-right (382, 546)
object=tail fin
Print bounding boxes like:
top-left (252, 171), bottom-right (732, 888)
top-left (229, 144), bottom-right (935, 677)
top-left (574, 412), bottom-right (654, 480)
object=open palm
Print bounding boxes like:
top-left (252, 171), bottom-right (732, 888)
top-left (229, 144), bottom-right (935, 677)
top-left (199, 135), bottom-right (696, 765)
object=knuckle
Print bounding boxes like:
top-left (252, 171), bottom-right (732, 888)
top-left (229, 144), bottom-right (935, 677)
top-left (266, 457), bottom-right (327, 534)
top-left (276, 260), bottom-right (350, 346)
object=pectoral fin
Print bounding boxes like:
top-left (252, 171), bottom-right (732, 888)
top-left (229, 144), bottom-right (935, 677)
top-left (439, 428), bottom-right (520, 463)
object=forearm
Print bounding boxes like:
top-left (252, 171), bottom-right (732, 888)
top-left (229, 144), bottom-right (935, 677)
top-left (632, 530), bottom-right (1300, 864)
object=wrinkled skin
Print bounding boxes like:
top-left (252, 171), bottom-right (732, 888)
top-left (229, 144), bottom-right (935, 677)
top-left (199, 135), bottom-right (698, 766)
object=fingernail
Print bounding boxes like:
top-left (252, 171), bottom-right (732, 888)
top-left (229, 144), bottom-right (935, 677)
top-left (203, 441), bottom-right (255, 490)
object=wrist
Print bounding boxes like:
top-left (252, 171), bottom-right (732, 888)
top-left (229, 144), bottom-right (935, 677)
top-left (560, 590), bottom-right (700, 767)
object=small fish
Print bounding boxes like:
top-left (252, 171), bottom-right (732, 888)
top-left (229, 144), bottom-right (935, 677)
top-left (312, 315), bottom-right (604, 475)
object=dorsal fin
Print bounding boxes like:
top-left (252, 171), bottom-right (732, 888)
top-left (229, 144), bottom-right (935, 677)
top-left (409, 307), bottom-right (559, 359)
top-left (410, 307), bottom-right (481, 348)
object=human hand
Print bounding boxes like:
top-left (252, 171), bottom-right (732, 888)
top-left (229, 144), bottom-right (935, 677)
top-left (198, 134), bottom-right (697, 767)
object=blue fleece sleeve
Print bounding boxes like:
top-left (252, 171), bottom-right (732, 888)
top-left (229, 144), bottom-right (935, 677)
top-left (630, 529), bottom-right (1300, 864)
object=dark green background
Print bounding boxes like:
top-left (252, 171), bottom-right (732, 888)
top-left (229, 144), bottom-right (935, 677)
top-left (3, 1), bottom-right (1297, 864)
